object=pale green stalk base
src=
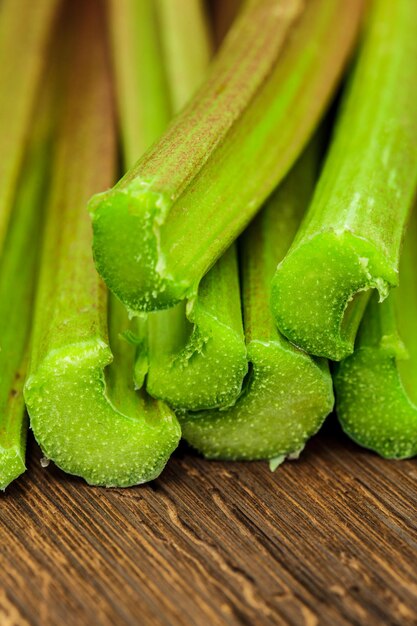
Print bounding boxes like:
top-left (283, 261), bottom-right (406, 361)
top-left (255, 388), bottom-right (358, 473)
top-left (181, 341), bottom-right (332, 461)
top-left (181, 144), bottom-right (334, 461)
top-left (272, 234), bottom-right (394, 360)
top-left (25, 329), bottom-right (180, 487)
top-left (334, 206), bottom-right (417, 459)
top-left (272, 0), bottom-right (417, 361)
top-left (25, 1), bottom-right (180, 488)
top-left (90, 0), bottom-right (363, 313)
top-left (334, 297), bottom-right (417, 459)
top-left (147, 245), bottom-right (247, 410)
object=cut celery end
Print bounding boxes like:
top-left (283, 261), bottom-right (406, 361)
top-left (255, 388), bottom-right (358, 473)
top-left (147, 304), bottom-right (247, 411)
top-left (25, 342), bottom-right (181, 487)
top-left (334, 345), bottom-right (417, 459)
top-left (271, 231), bottom-right (397, 361)
top-left (180, 340), bottom-right (333, 461)
top-left (334, 201), bottom-right (417, 459)
top-left (90, 184), bottom-right (188, 312)
top-left (146, 244), bottom-right (247, 411)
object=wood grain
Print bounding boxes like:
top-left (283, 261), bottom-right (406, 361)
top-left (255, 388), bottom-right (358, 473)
top-left (0, 421), bottom-right (416, 626)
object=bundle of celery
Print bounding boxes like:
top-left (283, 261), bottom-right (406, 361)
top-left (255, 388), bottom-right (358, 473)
top-left (1, 0), bottom-right (416, 491)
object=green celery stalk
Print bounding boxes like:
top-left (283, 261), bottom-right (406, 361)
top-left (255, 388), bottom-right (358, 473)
top-left (0, 0), bottom-right (58, 249)
top-left (146, 0), bottom-right (247, 410)
top-left (109, 0), bottom-right (248, 410)
top-left (180, 144), bottom-right (334, 461)
top-left (24, 0), bottom-right (180, 488)
top-left (271, 0), bottom-right (417, 361)
top-left (334, 204), bottom-right (417, 459)
top-left (0, 101), bottom-right (51, 489)
top-left (89, 0), bottom-right (363, 313)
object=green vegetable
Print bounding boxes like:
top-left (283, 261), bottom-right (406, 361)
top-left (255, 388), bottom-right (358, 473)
top-left (0, 0), bottom-right (58, 249)
top-left (147, 245), bottom-right (248, 410)
top-left (24, 0), bottom-right (180, 488)
top-left (89, 0), bottom-right (363, 314)
top-left (145, 1), bottom-right (247, 410)
top-left (181, 144), bottom-right (334, 461)
top-left (0, 0), bottom-right (58, 490)
top-left (271, 0), bottom-right (417, 361)
top-left (334, 204), bottom-right (417, 459)
top-left (110, 0), bottom-right (247, 410)
top-left (0, 109), bottom-right (50, 489)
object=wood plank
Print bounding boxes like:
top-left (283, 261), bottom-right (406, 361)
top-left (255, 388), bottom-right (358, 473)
top-left (0, 422), bottom-right (416, 626)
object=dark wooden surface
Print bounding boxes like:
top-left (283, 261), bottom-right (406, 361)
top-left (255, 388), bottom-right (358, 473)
top-left (1, 420), bottom-right (416, 626)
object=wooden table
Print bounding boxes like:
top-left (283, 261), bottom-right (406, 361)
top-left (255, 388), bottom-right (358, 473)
top-left (1, 421), bottom-right (416, 626)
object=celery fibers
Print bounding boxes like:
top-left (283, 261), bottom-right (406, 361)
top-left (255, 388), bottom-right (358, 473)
top-left (24, 0), bottom-right (180, 488)
top-left (334, 205), bottom-right (417, 459)
top-left (89, 0), bottom-right (363, 313)
top-left (271, 0), bottom-right (417, 361)
top-left (181, 145), bottom-right (334, 461)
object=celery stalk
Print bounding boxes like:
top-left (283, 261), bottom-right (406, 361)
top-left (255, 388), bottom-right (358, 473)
top-left (334, 205), bottom-right (417, 459)
top-left (109, 0), bottom-right (247, 410)
top-left (0, 109), bottom-right (50, 489)
top-left (89, 0), bottom-right (363, 313)
top-left (147, 1), bottom-right (247, 410)
top-left (24, 0), bottom-right (180, 488)
top-left (0, 0), bottom-right (58, 248)
top-left (271, 0), bottom-right (417, 361)
top-left (180, 144), bottom-right (334, 461)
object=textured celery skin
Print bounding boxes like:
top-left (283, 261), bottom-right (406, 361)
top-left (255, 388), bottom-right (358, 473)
top-left (271, 0), bottom-right (417, 361)
top-left (24, 0), bottom-right (180, 488)
top-left (334, 206), bottom-right (417, 460)
top-left (89, 0), bottom-right (363, 313)
top-left (181, 146), bottom-right (334, 461)
top-left (0, 0), bottom-right (58, 249)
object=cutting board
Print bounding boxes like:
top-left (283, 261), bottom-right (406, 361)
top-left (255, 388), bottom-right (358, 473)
top-left (1, 421), bottom-right (416, 626)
